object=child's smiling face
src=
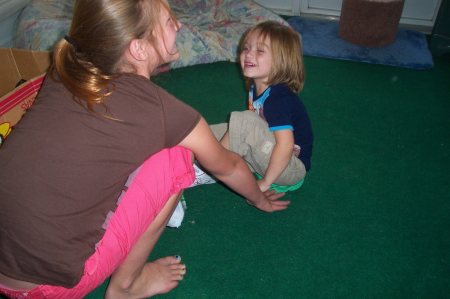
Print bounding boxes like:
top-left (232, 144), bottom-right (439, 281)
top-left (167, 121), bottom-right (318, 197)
top-left (240, 30), bottom-right (272, 91)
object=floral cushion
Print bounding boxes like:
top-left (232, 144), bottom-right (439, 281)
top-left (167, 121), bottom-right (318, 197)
top-left (14, 0), bottom-right (73, 51)
top-left (15, 0), bottom-right (288, 69)
top-left (169, 0), bottom-right (288, 68)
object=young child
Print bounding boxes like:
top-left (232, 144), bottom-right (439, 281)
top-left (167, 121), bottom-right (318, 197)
top-left (209, 21), bottom-right (314, 193)
top-left (175, 21), bottom-right (312, 224)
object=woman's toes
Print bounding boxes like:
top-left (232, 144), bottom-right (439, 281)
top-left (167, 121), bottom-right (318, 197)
top-left (156, 255), bottom-right (181, 266)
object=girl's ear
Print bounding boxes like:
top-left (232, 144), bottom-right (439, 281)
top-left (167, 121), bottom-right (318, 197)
top-left (128, 39), bottom-right (148, 61)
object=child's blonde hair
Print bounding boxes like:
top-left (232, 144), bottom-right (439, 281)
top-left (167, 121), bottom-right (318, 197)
top-left (51, 0), bottom-right (178, 113)
top-left (240, 21), bottom-right (305, 93)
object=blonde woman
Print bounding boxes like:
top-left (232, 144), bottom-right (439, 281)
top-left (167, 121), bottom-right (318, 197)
top-left (0, 1), bottom-right (289, 298)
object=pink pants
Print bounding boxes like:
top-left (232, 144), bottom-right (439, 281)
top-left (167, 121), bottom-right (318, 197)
top-left (0, 146), bottom-right (194, 299)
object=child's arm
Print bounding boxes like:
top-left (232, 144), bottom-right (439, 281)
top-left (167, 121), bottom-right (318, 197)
top-left (258, 129), bottom-right (294, 192)
top-left (180, 117), bottom-right (290, 212)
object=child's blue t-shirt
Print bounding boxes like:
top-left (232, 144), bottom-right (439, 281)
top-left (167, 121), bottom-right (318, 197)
top-left (249, 83), bottom-right (313, 170)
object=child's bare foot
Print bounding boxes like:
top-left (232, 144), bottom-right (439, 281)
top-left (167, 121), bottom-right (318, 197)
top-left (107, 256), bottom-right (186, 298)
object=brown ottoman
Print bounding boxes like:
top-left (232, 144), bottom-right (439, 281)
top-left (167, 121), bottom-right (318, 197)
top-left (339, 0), bottom-right (405, 47)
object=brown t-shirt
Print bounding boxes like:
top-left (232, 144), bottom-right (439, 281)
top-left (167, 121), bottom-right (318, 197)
top-left (0, 73), bottom-right (200, 287)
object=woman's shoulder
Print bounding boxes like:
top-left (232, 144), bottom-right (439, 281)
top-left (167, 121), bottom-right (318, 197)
top-left (110, 73), bottom-right (197, 115)
top-left (111, 73), bottom-right (174, 102)
top-left (114, 73), bottom-right (158, 91)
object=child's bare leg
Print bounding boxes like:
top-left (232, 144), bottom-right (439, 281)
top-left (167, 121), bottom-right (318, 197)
top-left (105, 191), bottom-right (186, 299)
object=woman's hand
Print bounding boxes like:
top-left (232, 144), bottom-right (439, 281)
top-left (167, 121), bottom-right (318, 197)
top-left (246, 190), bottom-right (290, 212)
top-left (180, 118), bottom-right (290, 213)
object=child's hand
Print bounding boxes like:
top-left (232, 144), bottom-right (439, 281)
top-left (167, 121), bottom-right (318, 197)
top-left (257, 179), bottom-right (271, 192)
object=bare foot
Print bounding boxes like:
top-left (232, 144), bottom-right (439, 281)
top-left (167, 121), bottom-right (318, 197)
top-left (106, 256), bottom-right (186, 298)
top-left (140, 256), bottom-right (186, 296)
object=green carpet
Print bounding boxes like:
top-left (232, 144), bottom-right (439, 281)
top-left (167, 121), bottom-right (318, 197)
top-left (83, 55), bottom-right (450, 298)
top-left (1, 54), bottom-right (444, 299)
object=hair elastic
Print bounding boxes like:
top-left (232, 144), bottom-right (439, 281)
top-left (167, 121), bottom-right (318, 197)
top-left (64, 35), bottom-right (81, 52)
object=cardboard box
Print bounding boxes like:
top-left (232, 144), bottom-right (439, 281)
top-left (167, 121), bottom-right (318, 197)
top-left (0, 48), bottom-right (51, 144)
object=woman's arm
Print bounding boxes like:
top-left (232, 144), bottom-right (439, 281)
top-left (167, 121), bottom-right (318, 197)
top-left (179, 117), bottom-right (289, 212)
top-left (257, 129), bottom-right (294, 192)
